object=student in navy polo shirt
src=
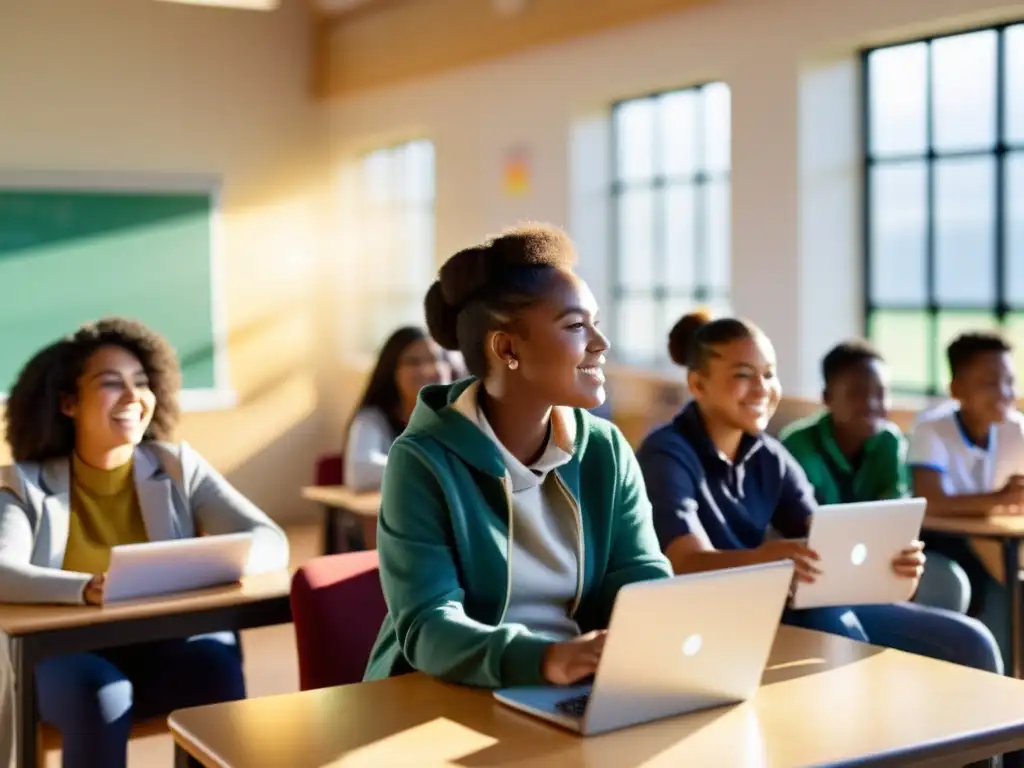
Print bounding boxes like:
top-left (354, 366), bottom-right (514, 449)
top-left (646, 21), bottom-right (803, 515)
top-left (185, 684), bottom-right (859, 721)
top-left (636, 311), bottom-right (1002, 673)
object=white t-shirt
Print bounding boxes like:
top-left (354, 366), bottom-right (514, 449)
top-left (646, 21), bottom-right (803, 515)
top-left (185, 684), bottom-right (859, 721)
top-left (908, 408), bottom-right (1024, 495)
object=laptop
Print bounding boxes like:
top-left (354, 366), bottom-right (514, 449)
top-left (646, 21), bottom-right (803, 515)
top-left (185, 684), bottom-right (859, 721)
top-left (789, 498), bottom-right (927, 610)
top-left (104, 532), bottom-right (255, 603)
top-left (493, 559), bottom-right (794, 736)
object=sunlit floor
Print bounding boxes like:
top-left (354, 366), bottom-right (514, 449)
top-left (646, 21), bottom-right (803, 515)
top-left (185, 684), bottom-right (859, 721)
top-left (44, 524), bottom-right (320, 767)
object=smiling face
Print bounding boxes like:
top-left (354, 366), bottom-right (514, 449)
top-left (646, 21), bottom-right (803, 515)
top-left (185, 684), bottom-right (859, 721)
top-left (495, 269), bottom-right (610, 409)
top-left (62, 345), bottom-right (157, 460)
top-left (826, 357), bottom-right (891, 443)
top-left (688, 332), bottom-right (781, 434)
top-left (395, 337), bottom-right (452, 404)
top-left (951, 350), bottom-right (1017, 427)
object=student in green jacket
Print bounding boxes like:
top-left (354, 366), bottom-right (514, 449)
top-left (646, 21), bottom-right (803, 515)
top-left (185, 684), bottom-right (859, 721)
top-left (363, 224), bottom-right (672, 689)
top-left (779, 339), bottom-right (970, 613)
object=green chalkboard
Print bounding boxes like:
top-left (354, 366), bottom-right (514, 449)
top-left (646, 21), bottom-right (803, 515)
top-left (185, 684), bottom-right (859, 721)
top-left (0, 186), bottom-right (222, 400)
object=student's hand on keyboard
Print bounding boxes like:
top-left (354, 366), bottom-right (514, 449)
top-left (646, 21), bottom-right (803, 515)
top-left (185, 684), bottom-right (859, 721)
top-left (541, 630), bottom-right (606, 686)
top-left (83, 573), bottom-right (107, 606)
top-left (891, 541), bottom-right (926, 582)
top-left (756, 540), bottom-right (822, 584)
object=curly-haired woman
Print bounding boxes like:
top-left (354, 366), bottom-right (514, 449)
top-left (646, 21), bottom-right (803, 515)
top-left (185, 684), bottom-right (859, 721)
top-left (0, 317), bottom-right (289, 768)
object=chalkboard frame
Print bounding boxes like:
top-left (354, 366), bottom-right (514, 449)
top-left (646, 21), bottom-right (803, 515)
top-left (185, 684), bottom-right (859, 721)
top-left (0, 170), bottom-right (236, 412)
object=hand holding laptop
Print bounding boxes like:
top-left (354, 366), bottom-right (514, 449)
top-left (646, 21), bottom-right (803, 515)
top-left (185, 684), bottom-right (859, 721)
top-left (892, 540), bottom-right (925, 582)
top-left (541, 630), bottom-right (606, 685)
top-left (755, 539), bottom-right (822, 584)
top-left (83, 573), bottom-right (106, 606)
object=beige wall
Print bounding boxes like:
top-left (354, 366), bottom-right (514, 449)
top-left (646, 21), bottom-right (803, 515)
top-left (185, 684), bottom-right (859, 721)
top-left (326, 0), bottom-right (1024, 408)
top-left (0, 0), bottom-right (334, 523)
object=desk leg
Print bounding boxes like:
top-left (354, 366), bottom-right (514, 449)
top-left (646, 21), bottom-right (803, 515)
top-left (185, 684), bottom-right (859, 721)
top-left (1005, 538), bottom-right (1022, 678)
top-left (11, 637), bottom-right (38, 768)
top-left (174, 742), bottom-right (193, 768)
top-left (322, 505), bottom-right (340, 556)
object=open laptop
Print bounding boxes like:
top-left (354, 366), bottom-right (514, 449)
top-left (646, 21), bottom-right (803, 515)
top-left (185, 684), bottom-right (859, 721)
top-left (493, 559), bottom-right (794, 736)
top-left (789, 498), bottom-right (927, 610)
top-left (104, 532), bottom-right (254, 603)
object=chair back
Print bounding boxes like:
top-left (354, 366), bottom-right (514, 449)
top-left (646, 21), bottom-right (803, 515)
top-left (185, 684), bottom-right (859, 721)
top-left (314, 453), bottom-right (344, 486)
top-left (290, 550), bottom-right (386, 690)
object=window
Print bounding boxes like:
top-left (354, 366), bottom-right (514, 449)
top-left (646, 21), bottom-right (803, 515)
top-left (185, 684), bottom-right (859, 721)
top-left (863, 24), bottom-right (1024, 394)
top-left (610, 82), bottom-right (731, 365)
top-left (349, 139), bottom-right (435, 354)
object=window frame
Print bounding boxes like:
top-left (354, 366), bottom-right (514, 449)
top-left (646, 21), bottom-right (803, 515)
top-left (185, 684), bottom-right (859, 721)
top-left (352, 138), bottom-right (436, 355)
top-left (861, 21), bottom-right (1024, 395)
top-left (609, 82), bottom-right (731, 367)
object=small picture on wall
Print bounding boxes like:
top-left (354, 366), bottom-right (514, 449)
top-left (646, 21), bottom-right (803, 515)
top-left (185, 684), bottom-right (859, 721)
top-left (501, 146), bottom-right (531, 198)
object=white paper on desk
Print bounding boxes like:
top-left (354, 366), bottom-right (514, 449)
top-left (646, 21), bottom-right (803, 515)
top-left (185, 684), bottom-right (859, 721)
top-left (104, 533), bottom-right (254, 603)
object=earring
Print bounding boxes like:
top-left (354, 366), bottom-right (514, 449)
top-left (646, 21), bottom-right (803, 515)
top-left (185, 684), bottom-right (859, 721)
top-left (507, 358), bottom-right (519, 371)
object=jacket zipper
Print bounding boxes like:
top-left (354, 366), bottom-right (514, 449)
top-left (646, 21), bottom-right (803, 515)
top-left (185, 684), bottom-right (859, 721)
top-left (496, 472), bottom-right (515, 624)
top-left (552, 473), bottom-right (585, 617)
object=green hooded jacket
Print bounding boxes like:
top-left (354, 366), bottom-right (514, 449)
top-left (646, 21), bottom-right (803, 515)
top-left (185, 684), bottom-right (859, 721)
top-left (363, 378), bottom-right (672, 688)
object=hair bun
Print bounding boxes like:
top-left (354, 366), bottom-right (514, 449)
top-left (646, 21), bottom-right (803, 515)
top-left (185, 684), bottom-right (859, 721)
top-left (668, 308), bottom-right (714, 367)
top-left (424, 280), bottom-right (460, 351)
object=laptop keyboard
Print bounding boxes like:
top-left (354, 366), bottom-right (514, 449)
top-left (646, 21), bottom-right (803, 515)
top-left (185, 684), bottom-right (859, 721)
top-left (554, 692), bottom-right (590, 717)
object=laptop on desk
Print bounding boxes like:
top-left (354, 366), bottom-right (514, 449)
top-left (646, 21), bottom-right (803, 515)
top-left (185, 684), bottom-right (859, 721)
top-left (493, 560), bottom-right (794, 736)
top-left (105, 532), bottom-right (254, 603)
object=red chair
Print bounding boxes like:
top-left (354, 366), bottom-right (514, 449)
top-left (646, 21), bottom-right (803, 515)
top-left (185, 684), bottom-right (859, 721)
top-left (315, 452), bottom-right (344, 486)
top-left (290, 550), bottom-right (387, 691)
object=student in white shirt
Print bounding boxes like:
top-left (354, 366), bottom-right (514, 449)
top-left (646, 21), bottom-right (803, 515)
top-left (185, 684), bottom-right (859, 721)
top-left (343, 327), bottom-right (454, 491)
top-left (910, 331), bottom-right (1024, 660)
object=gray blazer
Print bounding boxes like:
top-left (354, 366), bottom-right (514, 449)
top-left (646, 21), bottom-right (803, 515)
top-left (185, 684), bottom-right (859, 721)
top-left (0, 440), bottom-right (290, 765)
top-left (0, 440), bottom-right (290, 604)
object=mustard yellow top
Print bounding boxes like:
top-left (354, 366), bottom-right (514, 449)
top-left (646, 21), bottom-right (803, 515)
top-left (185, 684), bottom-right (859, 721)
top-left (62, 454), bottom-right (149, 575)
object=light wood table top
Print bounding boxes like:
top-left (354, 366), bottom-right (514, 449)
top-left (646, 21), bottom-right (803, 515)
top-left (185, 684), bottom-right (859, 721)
top-left (169, 625), bottom-right (1024, 767)
top-left (923, 514), bottom-right (1024, 538)
top-left (301, 485), bottom-right (381, 517)
top-left (0, 569), bottom-right (291, 636)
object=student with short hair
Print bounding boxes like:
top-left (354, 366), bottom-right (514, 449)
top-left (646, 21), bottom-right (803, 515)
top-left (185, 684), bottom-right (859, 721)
top-left (636, 312), bottom-right (1002, 673)
top-left (364, 224), bottom-right (672, 689)
top-left (0, 318), bottom-right (289, 768)
top-left (780, 340), bottom-right (970, 613)
top-left (910, 331), bottom-right (1024, 658)
top-left (343, 326), bottom-right (453, 492)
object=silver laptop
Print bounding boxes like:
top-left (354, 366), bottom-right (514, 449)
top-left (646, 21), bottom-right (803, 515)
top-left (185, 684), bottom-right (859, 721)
top-left (105, 532), bottom-right (254, 603)
top-left (493, 559), bottom-right (794, 736)
top-left (790, 498), bottom-right (927, 610)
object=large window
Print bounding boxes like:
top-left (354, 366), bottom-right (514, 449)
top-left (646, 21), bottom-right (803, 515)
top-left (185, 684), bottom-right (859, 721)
top-left (863, 24), bottom-right (1024, 394)
top-left (351, 139), bottom-right (435, 354)
top-left (611, 82), bottom-right (731, 365)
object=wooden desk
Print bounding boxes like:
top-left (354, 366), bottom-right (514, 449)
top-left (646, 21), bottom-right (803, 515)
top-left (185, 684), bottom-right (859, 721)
top-left (301, 486), bottom-right (381, 555)
top-left (924, 515), bottom-right (1024, 678)
top-left (0, 570), bottom-right (292, 768)
top-left (169, 625), bottom-right (1024, 767)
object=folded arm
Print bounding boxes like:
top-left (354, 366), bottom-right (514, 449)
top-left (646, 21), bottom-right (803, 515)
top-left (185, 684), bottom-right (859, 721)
top-left (0, 490), bottom-right (91, 605)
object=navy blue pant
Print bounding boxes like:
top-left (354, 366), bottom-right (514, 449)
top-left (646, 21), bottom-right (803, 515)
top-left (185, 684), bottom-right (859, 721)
top-left (34, 631), bottom-right (245, 768)
top-left (783, 602), bottom-right (1004, 674)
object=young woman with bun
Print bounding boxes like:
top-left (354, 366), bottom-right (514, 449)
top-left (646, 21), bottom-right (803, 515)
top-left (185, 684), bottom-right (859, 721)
top-left (635, 311), bottom-right (1003, 673)
top-left (363, 224), bottom-right (672, 688)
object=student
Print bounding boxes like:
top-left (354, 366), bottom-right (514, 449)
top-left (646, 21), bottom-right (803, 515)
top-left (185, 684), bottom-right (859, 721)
top-left (0, 318), bottom-right (290, 768)
top-left (636, 312), bottom-right (1002, 673)
top-left (343, 326), bottom-right (453, 491)
top-left (363, 224), bottom-right (672, 688)
top-left (779, 340), bottom-right (971, 613)
top-left (910, 331), bottom-right (1024, 659)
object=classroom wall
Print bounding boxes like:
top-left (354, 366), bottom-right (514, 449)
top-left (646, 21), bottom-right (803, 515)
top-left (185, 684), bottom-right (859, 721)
top-left (0, 0), bottom-right (333, 522)
top-left (326, 0), bottom-right (1024, 422)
